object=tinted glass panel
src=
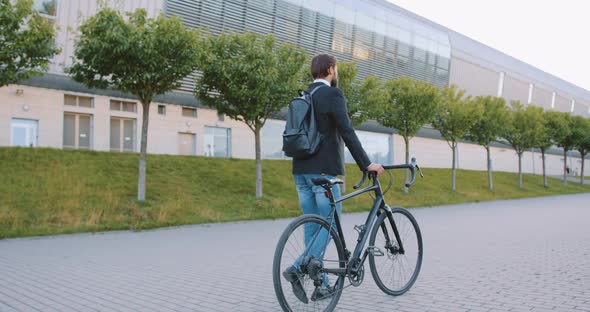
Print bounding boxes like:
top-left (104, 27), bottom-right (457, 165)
top-left (110, 101), bottom-right (120, 111)
top-left (123, 102), bottom-right (136, 112)
top-left (78, 115), bottom-right (91, 148)
top-left (12, 127), bottom-right (27, 147)
top-left (205, 127), bottom-right (230, 157)
top-left (64, 95), bottom-right (77, 106)
top-left (63, 114), bottom-right (75, 148)
top-left (123, 119), bottom-right (134, 152)
top-left (79, 97), bottom-right (93, 108)
top-left (262, 120), bottom-right (289, 159)
top-left (345, 131), bottom-right (391, 164)
top-left (110, 119), bottom-right (120, 151)
top-left (33, 0), bottom-right (56, 16)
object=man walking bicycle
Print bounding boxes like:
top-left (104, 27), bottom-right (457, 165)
top-left (283, 54), bottom-right (384, 303)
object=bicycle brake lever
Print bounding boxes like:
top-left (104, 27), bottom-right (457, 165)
top-left (416, 164), bottom-right (424, 178)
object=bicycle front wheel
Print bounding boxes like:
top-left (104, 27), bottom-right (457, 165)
top-left (369, 207), bottom-right (423, 296)
top-left (273, 214), bottom-right (346, 312)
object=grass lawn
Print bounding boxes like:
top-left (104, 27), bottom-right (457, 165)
top-left (1, 147), bottom-right (589, 239)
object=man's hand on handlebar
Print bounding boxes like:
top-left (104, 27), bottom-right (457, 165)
top-left (367, 163), bottom-right (385, 177)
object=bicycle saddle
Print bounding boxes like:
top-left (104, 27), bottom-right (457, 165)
top-left (311, 177), bottom-right (344, 186)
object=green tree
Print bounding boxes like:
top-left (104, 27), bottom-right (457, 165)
top-left (546, 112), bottom-right (574, 185)
top-left (465, 96), bottom-right (509, 191)
top-left (373, 77), bottom-right (439, 193)
top-left (195, 32), bottom-right (306, 199)
top-left (502, 101), bottom-right (544, 188)
top-left (68, 8), bottom-right (202, 201)
top-left (432, 85), bottom-right (482, 192)
top-left (537, 110), bottom-right (560, 187)
top-left (0, 0), bottom-right (60, 87)
top-left (571, 116), bottom-right (590, 184)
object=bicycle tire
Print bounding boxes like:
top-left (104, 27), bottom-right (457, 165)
top-left (368, 207), bottom-right (423, 296)
top-left (273, 214), bottom-right (346, 312)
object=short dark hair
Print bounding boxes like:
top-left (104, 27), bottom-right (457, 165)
top-left (311, 54), bottom-right (337, 79)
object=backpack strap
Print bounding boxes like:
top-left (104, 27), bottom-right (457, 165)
top-left (309, 84), bottom-right (328, 96)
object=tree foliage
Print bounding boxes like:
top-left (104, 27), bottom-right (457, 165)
top-left (337, 62), bottom-right (385, 126)
top-left (373, 77), bottom-right (439, 143)
top-left (195, 32), bottom-right (306, 198)
top-left (432, 85), bottom-right (482, 191)
top-left (503, 101), bottom-right (544, 153)
top-left (503, 101), bottom-right (544, 188)
top-left (571, 116), bottom-right (590, 184)
top-left (69, 8), bottom-right (200, 101)
top-left (464, 96), bottom-right (509, 191)
top-left (68, 7), bottom-right (202, 201)
top-left (0, 0), bottom-right (60, 87)
top-left (433, 85), bottom-right (482, 146)
top-left (372, 77), bottom-right (438, 192)
top-left (464, 96), bottom-right (509, 148)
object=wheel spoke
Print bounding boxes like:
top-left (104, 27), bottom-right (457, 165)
top-left (369, 209), bottom-right (422, 296)
top-left (273, 216), bottom-right (345, 311)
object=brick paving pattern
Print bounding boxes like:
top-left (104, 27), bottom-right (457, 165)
top-left (1, 194), bottom-right (589, 311)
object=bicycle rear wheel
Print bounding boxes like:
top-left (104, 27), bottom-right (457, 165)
top-left (369, 207), bottom-right (423, 296)
top-left (273, 214), bottom-right (346, 312)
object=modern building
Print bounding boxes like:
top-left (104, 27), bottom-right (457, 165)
top-left (2, 0), bottom-right (589, 177)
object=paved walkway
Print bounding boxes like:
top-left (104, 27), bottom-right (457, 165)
top-left (1, 194), bottom-right (589, 312)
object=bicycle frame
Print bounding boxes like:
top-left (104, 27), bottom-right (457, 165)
top-left (314, 174), bottom-right (404, 277)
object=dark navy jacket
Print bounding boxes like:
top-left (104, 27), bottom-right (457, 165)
top-left (292, 82), bottom-right (371, 176)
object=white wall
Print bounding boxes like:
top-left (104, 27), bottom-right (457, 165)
top-left (0, 85), bottom-right (254, 158)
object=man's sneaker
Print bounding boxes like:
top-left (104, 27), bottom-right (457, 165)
top-left (283, 266), bottom-right (308, 304)
top-left (311, 285), bottom-right (336, 302)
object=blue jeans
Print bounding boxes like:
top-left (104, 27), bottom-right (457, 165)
top-left (293, 174), bottom-right (342, 287)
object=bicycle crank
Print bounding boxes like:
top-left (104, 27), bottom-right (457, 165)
top-left (347, 261), bottom-right (365, 287)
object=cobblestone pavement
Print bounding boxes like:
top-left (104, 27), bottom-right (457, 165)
top-left (1, 194), bottom-right (589, 312)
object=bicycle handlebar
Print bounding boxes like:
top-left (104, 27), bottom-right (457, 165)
top-left (353, 157), bottom-right (424, 190)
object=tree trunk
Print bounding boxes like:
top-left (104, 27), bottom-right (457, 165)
top-left (451, 142), bottom-right (457, 192)
top-left (486, 146), bottom-right (493, 191)
top-left (255, 126), bottom-right (263, 199)
top-left (404, 136), bottom-right (409, 194)
top-left (581, 152), bottom-right (586, 185)
top-left (137, 101), bottom-right (151, 201)
top-left (518, 152), bottom-right (523, 189)
top-left (563, 150), bottom-right (568, 186)
top-left (541, 149), bottom-right (547, 188)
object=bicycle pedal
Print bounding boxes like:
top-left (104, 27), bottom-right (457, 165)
top-left (368, 246), bottom-right (385, 257)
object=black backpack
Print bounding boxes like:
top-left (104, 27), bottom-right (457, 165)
top-left (282, 85), bottom-right (327, 159)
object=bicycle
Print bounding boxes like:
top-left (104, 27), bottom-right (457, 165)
top-left (273, 158), bottom-right (424, 312)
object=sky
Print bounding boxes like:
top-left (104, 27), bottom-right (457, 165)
top-left (387, 0), bottom-right (590, 92)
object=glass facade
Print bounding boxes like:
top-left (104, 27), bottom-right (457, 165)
top-left (261, 120), bottom-right (393, 162)
top-left (204, 126), bottom-right (231, 157)
top-left (166, 0), bottom-right (451, 92)
top-left (344, 130), bottom-right (392, 164)
top-left (261, 119), bottom-right (290, 160)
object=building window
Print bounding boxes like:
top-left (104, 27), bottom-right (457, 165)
top-left (182, 107), bottom-right (197, 118)
top-left (64, 94), bottom-right (93, 108)
top-left (204, 126), bottom-right (231, 157)
top-left (33, 0), bottom-right (57, 16)
top-left (110, 118), bottom-right (136, 152)
top-left (262, 119), bottom-right (289, 159)
top-left (11, 119), bottom-right (38, 147)
top-left (63, 113), bottom-right (92, 149)
top-left (345, 131), bottom-right (392, 164)
top-left (110, 100), bottom-right (137, 112)
top-left (158, 105), bottom-right (166, 115)
top-left (33, 0), bottom-right (57, 35)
